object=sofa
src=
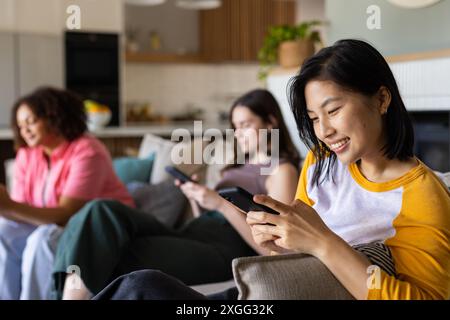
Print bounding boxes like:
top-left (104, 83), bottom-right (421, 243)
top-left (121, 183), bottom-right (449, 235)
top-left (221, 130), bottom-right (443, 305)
top-left (4, 134), bottom-right (450, 299)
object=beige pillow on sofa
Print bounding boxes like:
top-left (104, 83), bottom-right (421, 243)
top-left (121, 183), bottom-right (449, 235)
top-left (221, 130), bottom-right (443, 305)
top-left (231, 253), bottom-right (354, 300)
top-left (138, 134), bottom-right (176, 184)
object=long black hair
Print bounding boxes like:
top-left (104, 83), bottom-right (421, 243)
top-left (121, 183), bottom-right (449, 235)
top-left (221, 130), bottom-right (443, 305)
top-left (289, 39), bottom-right (414, 185)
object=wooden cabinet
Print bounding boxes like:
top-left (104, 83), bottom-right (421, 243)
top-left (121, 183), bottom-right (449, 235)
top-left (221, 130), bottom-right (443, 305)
top-left (199, 0), bottom-right (296, 62)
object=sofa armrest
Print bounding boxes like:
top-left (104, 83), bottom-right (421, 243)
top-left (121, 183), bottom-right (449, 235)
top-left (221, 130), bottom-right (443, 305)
top-left (232, 253), bottom-right (354, 300)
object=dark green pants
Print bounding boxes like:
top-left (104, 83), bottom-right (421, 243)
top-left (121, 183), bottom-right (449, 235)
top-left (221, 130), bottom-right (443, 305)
top-left (52, 200), bottom-right (255, 299)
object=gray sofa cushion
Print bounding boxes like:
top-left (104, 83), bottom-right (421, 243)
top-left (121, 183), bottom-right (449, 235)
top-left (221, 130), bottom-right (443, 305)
top-left (126, 179), bottom-right (188, 227)
top-left (232, 253), bottom-right (354, 300)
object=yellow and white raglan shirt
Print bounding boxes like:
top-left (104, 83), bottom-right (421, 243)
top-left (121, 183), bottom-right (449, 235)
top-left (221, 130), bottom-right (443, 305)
top-left (296, 151), bottom-right (450, 300)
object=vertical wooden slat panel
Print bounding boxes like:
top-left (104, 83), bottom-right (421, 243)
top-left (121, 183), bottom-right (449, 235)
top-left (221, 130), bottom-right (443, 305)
top-left (200, 0), bottom-right (296, 62)
top-left (224, 0), bottom-right (232, 60)
top-left (230, 0), bottom-right (240, 60)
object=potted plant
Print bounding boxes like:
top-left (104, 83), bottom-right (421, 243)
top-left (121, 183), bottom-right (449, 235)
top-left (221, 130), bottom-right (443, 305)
top-left (257, 21), bottom-right (322, 80)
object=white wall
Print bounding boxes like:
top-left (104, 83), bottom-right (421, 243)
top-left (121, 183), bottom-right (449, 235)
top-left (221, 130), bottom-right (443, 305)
top-left (125, 2), bottom-right (198, 54)
top-left (325, 0), bottom-right (450, 55)
top-left (296, 0), bottom-right (326, 22)
top-left (296, 0), bottom-right (327, 44)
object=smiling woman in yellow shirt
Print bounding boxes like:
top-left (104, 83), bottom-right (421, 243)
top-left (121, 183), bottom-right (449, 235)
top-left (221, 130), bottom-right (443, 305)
top-left (247, 39), bottom-right (450, 300)
top-left (290, 150), bottom-right (450, 299)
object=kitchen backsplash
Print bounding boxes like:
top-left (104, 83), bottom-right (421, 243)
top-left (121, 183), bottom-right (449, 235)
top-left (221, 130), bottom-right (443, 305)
top-left (124, 63), bottom-right (262, 124)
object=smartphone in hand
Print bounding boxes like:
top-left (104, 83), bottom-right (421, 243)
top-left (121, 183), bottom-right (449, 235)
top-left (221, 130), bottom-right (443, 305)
top-left (165, 166), bottom-right (194, 184)
top-left (218, 187), bottom-right (279, 215)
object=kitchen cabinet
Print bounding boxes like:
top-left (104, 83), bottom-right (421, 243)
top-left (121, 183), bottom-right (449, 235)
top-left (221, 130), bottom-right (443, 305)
top-left (0, 32), bottom-right (15, 127)
top-left (15, 0), bottom-right (62, 35)
top-left (200, 0), bottom-right (296, 62)
top-left (60, 0), bottom-right (124, 33)
top-left (17, 34), bottom-right (64, 96)
top-left (0, 0), bottom-right (62, 34)
top-left (0, 0), bottom-right (123, 34)
top-left (0, 0), bottom-right (15, 31)
top-left (0, 32), bottom-right (64, 128)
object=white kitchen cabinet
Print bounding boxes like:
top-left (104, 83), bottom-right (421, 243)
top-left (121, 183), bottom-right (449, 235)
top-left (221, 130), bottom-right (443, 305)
top-left (0, 32), bottom-right (16, 127)
top-left (15, 0), bottom-right (63, 35)
top-left (0, 32), bottom-right (65, 127)
top-left (17, 34), bottom-right (63, 96)
top-left (0, 0), bottom-right (16, 31)
top-left (0, 0), bottom-right (124, 34)
top-left (61, 0), bottom-right (124, 33)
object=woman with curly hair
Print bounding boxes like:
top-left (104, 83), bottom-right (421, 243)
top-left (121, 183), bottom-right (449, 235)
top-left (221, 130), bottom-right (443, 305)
top-left (0, 87), bottom-right (134, 299)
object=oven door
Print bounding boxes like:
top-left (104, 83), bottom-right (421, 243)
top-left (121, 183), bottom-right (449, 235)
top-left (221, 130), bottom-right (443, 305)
top-left (65, 32), bottom-right (119, 88)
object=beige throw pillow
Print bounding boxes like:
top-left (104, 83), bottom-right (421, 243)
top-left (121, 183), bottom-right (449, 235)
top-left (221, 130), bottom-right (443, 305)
top-left (138, 134), bottom-right (208, 185)
top-left (232, 253), bottom-right (354, 300)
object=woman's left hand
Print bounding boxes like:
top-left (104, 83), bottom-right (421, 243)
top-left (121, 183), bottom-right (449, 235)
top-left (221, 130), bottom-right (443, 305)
top-left (247, 195), bottom-right (335, 257)
top-left (0, 184), bottom-right (13, 213)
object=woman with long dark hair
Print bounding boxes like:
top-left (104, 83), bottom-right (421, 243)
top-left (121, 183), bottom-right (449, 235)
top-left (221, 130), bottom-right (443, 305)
top-left (53, 89), bottom-right (301, 299)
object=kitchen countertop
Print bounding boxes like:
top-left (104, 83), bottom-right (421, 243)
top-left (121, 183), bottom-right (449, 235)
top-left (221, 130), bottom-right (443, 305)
top-left (0, 121), bottom-right (229, 140)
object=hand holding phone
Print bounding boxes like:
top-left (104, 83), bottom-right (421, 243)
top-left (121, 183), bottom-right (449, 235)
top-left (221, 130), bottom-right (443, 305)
top-left (165, 166), bottom-right (194, 184)
top-left (218, 187), bottom-right (279, 215)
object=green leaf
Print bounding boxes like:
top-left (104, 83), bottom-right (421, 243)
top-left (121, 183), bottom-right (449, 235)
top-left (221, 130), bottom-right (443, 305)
top-left (257, 20), bottom-right (322, 80)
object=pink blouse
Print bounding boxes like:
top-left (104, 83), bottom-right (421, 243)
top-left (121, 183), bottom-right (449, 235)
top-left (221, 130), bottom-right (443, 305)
top-left (11, 134), bottom-right (135, 208)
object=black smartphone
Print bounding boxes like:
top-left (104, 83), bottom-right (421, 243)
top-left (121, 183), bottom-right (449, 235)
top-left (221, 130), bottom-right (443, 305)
top-left (218, 187), bottom-right (279, 215)
top-left (165, 166), bottom-right (194, 184)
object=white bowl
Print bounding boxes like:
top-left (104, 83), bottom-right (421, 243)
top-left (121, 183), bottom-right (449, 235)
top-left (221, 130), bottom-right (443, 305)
top-left (87, 112), bottom-right (111, 131)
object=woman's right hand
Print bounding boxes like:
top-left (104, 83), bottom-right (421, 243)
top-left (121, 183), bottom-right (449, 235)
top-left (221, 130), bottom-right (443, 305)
top-left (175, 175), bottom-right (224, 211)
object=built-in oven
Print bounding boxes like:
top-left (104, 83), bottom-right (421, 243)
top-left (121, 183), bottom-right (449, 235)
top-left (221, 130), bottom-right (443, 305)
top-left (65, 31), bottom-right (120, 126)
top-left (410, 111), bottom-right (450, 172)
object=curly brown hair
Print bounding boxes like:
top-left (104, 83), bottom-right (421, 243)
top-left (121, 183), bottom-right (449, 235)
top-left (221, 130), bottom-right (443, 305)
top-left (11, 87), bottom-right (87, 150)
